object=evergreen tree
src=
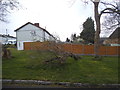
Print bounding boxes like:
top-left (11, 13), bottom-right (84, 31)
top-left (80, 17), bottom-right (95, 44)
top-left (71, 33), bottom-right (77, 42)
top-left (66, 38), bottom-right (70, 42)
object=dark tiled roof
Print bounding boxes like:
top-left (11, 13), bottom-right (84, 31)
top-left (109, 27), bottom-right (120, 39)
top-left (14, 22), bottom-right (56, 39)
top-left (100, 37), bottom-right (108, 44)
top-left (0, 34), bottom-right (16, 38)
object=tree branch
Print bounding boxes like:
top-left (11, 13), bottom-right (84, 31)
top-left (0, 0), bottom-right (19, 22)
top-left (100, 1), bottom-right (117, 8)
top-left (100, 8), bottom-right (120, 17)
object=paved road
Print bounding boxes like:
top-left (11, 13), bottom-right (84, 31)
top-left (2, 83), bottom-right (65, 88)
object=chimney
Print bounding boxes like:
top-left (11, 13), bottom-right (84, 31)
top-left (34, 23), bottom-right (39, 27)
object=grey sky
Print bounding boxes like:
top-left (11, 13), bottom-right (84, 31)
top-left (0, 0), bottom-right (111, 41)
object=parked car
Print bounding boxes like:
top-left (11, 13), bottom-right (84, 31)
top-left (6, 40), bottom-right (16, 45)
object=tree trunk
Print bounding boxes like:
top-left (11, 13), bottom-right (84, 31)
top-left (93, 2), bottom-right (101, 57)
top-left (2, 46), bottom-right (11, 59)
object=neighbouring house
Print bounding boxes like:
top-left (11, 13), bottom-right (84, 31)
top-left (103, 27), bottom-right (120, 46)
top-left (14, 22), bottom-right (56, 50)
top-left (100, 37), bottom-right (108, 45)
top-left (70, 36), bottom-right (84, 44)
top-left (0, 34), bottom-right (16, 44)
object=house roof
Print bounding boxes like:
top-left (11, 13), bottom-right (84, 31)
top-left (14, 22), bottom-right (56, 39)
top-left (0, 34), bottom-right (16, 38)
top-left (109, 27), bottom-right (120, 39)
top-left (100, 37), bottom-right (108, 44)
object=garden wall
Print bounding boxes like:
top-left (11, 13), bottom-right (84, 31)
top-left (24, 42), bottom-right (120, 56)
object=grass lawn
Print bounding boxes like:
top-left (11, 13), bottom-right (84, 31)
top-left (2, 48), bottom-right (119, 84)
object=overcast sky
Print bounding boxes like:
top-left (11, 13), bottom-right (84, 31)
top-left (0, 0), bottom-right (111, 41)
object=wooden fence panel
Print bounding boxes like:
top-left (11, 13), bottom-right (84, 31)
top-left (84, 45), bottom-right (94, 55)
top-left (75, 44), bottom-right (83, 54)
top-left (62, 44), bottom-right (72, 53)
top-left (71, 44), bottom-right (82, 54)
top-left (99, 46), bottom-right (107, 55)
top-left (30, 42), bottom-right (43, 50)
top-left (106, 46), bottom-right (118, 55)
top-left (24, 42), bottom-right (31, 50)
top-left (24, 42), bottom-right (119, 56)
top-left (118, 47), bottom-right (120, 55)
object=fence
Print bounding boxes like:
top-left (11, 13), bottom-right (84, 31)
top-left (24, 42), bottom-right (120, 56)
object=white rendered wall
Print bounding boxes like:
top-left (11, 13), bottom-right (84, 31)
top-left (16, 23), bottom-right (55, 50)
top-left (16, 24), bottom-right (44, 42)
top-left (16, 24), bottom-right (45, 50)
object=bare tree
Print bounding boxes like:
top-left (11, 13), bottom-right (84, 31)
top-left (102, 1), bottom-right (120, 30)
top-left (92, 0), bottom-right (101, 58)
top-left (69, 0), bottom-right (120, 57)
top-left (40, 41), bottom-right (81, 64)
top-left (92, 0), bottom-right (120, 57)
top-left (29, 32), bottom-right (81, 64)
top-left (1, 0), bottom-right (19, 59)
top-left (0, 0), bottom-right (19, 22)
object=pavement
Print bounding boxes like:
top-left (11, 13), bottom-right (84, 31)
top-left (2, 79), bottom-right (120, 89)
top-left (2, 83), bottom-right (63, 88)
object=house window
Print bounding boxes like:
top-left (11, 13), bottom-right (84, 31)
top-left (30, 31), bottom-right (36, 36)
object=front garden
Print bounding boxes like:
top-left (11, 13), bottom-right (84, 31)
top-left (2, 48), bottom-right (119, 84)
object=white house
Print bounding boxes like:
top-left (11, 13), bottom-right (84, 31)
top-left (14, 22), bottom-right (56, 50)
top-left (0, 34), bottom-right (16, 44)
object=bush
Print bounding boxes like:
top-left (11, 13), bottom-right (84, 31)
top-left (2, 45), bottom-right (12, 59)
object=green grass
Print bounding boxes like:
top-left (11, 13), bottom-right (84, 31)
top-left (2, 48), bottom-right (119, 84)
